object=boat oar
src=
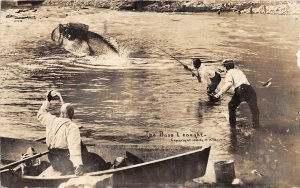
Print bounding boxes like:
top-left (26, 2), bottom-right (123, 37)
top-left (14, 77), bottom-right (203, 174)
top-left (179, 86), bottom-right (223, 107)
top-left (0, 169), bottom-right (10, 173)
top-left (157, 47), bottom-right (201, 82)
top-left (0, 151), bottom-right (49, 172)
top-left (33, 137), bottom-right (47, 142)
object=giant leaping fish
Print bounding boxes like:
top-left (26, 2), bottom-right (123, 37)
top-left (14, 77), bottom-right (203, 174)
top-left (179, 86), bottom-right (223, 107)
top-left (51, 23), bottom-right (119, 56)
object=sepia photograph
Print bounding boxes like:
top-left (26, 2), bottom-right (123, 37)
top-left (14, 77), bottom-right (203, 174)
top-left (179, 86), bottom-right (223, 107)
top-left (0, 0), bottom-right (300, 187)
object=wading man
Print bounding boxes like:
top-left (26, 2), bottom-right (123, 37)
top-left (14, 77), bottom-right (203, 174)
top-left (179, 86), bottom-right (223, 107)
top-left (214, 60), bottom-right (259, 128)
top-left (193, 58), bottom-right (221, 95)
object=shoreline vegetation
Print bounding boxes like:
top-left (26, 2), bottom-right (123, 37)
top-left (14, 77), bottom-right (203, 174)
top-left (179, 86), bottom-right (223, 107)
top-left (39, 0), bottom-right (300, 15)
top-left (1, 0), bottom-right (300, 15)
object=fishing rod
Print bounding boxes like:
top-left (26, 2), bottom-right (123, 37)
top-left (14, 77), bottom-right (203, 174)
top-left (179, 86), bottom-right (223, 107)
top-left (157, 47), bottom-right (201, 83)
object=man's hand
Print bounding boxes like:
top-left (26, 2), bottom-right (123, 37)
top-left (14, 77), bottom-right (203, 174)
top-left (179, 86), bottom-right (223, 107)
top-left (192, 73), bottom-right (201, 82)
top-left (47, 90), bottom-right (55, 102)
top-left (75, 165), bottom-right (84, 176)
top-left (196, 75), bottom-right (201, 83)
top-left (47, 90), bottom-right (62, 102)
top-left (217, 68), bottom-right (225, 73)
top-left (213, 94), bottom-right (220, 99)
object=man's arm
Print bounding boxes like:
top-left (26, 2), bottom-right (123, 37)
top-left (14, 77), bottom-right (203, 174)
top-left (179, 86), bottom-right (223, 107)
top-left (192, 71), bottom-right (201, 83)
top-left (66, 124), bottom-right (84, 175)
top-left (37, 100), bottom-right (50, 116)
top-left (37, 91), bottom-right (56, 125)
top-left (214, 73), bottom-right (233, 98)
top-left (215, 82), bottom-right (232, 97)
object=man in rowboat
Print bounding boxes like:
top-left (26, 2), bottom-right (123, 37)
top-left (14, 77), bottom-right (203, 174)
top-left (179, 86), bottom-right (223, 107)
top-left (37, 91), bottom-right (88, 175)
top-left (192, 58), bottom-right (221, 95)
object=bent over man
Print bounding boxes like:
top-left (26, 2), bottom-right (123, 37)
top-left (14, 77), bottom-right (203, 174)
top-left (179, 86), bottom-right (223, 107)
top-left (193, 58), bottom-right (221, 95)
top-left (214, 60), bottom-right (259, 128)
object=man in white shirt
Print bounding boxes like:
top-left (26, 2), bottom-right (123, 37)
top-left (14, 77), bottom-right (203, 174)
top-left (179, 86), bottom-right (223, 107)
top-left (193, 58), bottom-right (221, 95)
top-left (37, 91), bottom-right (85, 175)
top-left (214, 60), bottom-right (259, 128)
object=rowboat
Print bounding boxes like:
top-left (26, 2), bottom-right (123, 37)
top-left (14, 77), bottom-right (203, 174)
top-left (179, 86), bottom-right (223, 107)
top-left (0, 136), bottom-right (211, 187)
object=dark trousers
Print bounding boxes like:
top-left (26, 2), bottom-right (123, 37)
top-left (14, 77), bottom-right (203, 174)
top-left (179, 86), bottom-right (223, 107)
top-left (207, 72), bottom-right (221, 95)
top-left (48, 148), bottom-right (74, 174)
top-left (228, 84), bottom-right (259, 127)
top-left (48, 143), bottom-right (109, 174)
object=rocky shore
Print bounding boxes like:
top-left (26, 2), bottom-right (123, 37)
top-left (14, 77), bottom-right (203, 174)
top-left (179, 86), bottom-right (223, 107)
top-left (41, 0), bottom-right (300, 15)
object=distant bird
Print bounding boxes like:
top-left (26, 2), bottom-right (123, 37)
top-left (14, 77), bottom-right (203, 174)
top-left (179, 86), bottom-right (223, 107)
top-left (251, 169), bottom-right (264, 177)
top-left (259, 78), bottom-right (272, 87)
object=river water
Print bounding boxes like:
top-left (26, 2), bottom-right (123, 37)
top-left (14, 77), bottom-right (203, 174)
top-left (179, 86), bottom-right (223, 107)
top-left (1, 6), bottom-right (300, 186)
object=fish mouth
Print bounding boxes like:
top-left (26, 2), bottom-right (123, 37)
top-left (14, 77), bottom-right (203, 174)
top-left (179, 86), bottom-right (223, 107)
top-left (51, 24), bottom-right (64, 47)
top-left (51, 23), bottom-right (89, 46)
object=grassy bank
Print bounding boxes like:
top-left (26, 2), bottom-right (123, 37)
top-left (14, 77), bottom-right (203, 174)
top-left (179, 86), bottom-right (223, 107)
top-left (40, 0), bottom-right (300, 15)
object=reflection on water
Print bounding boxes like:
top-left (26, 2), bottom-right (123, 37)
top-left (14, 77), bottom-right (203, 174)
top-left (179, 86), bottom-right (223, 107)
top-left (1, 6), bottom-right (300, 185)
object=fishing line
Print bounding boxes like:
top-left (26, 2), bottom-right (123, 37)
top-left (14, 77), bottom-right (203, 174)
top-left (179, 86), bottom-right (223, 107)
top-left (156, 46), bottom-right (201, 83)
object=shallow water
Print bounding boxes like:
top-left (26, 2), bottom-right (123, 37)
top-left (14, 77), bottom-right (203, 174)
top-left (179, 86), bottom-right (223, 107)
top-left (0, 6), bottom-right (300, 185)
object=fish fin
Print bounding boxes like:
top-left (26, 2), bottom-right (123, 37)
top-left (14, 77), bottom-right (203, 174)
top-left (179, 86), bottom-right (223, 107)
top-left (107, 37), bottom-right (120, 53)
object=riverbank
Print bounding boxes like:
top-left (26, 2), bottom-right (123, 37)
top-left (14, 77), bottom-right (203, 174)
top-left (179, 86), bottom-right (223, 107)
top-left (40, 0), bottom-right (300, 15)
